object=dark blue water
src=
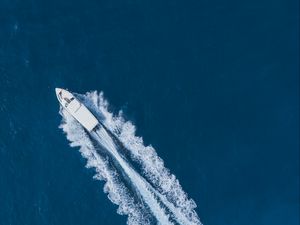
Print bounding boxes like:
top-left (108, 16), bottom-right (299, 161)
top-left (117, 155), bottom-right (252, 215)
top-left (0, 0), bottom-right (298, 224)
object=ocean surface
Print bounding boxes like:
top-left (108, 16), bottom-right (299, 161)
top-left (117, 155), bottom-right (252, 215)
top-left (0, 0), bottom-right (299, 224)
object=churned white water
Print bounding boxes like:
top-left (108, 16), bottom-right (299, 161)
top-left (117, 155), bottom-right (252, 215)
top-left (59, 91), bottom-right (201, 225)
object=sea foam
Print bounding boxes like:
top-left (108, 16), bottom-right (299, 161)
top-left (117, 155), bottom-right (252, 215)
top-left (59, 91), bottom-right (201, 225)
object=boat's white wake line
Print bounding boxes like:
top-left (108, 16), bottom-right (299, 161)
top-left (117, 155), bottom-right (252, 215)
top-left (59, 91), bottom-right (202, 225)
top-left (60, 111), bottom-right (154, 224)
top-left (93, 128), bottom-right (173, 225)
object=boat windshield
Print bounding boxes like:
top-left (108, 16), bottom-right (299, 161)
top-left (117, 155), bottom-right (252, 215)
top-left (64, 97), bottom-right (75, 107)
top-left (64, 97), bottom-right (71, 103)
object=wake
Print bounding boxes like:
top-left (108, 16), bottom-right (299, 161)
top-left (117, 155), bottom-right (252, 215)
top-left (59, 91), bottom-right (202, 225)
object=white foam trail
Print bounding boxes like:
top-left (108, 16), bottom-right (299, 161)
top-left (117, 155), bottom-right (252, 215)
top-left (60, 111), bottom-right (148, 225)
top-left (95, 127), bottom-right (200, 225)
top-left (93, 128), bottom-right (172, 225)
top-left (59, 91), bottom-right (202, 225)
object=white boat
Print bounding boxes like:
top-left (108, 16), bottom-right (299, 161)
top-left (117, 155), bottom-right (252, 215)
top-left (55, 88), bottom-right (99, 132)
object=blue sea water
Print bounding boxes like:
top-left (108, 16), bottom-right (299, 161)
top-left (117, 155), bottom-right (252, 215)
top-left (0, 0), bottom-right (299, 224)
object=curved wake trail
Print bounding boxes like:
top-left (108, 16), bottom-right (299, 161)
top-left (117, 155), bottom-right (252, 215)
top-left (59, 91), bottom-right (202, 225)
top-left (92, 128), bottom-right (172, 225)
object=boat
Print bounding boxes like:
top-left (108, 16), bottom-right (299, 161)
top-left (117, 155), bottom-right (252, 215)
top-left (55, 88), bottom-right (99, 132)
